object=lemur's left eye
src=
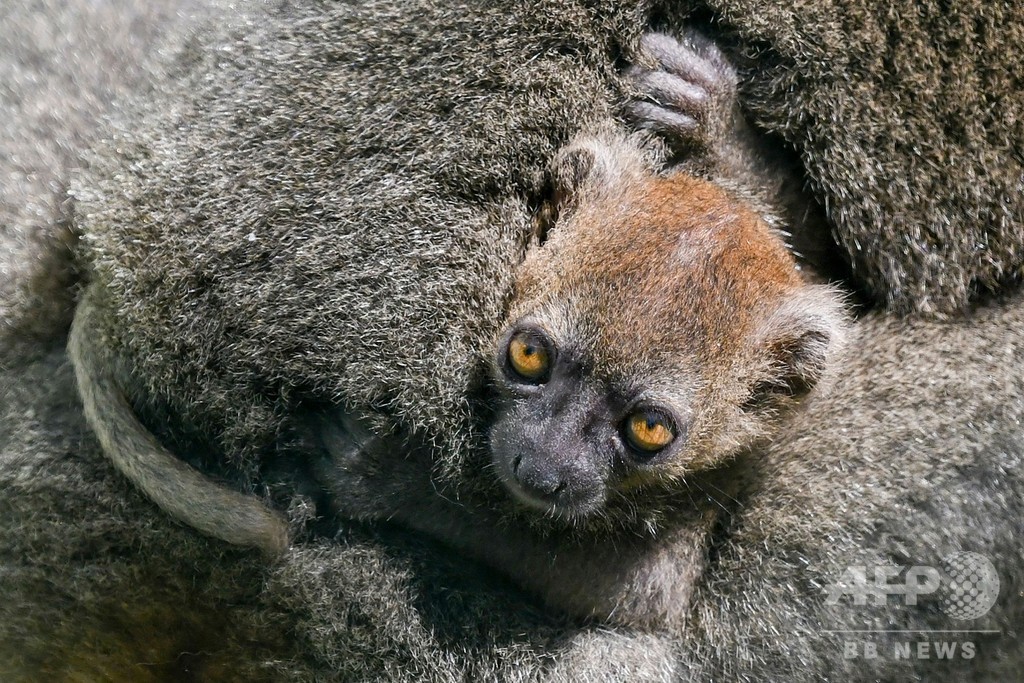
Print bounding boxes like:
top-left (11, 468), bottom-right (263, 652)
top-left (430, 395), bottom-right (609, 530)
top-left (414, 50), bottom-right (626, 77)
top-left (623, 409), bottom-right (676, 454)
top-left (505, 329), bottom-right (554, 384)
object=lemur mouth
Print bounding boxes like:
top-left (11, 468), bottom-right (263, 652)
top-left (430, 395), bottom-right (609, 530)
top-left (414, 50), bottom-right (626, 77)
top-left (494, 453), bottom-right (607, 520)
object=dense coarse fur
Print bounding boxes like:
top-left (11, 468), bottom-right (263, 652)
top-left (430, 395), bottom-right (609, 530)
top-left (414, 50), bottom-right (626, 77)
top-left (687, 0), bottom-right (1024, 314)
top-left (2, 1), bottom-right (1023, 682)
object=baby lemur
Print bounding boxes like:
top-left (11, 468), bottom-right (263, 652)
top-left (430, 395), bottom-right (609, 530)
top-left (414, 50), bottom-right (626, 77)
top-left (487, 31), bottom-right (845, 520)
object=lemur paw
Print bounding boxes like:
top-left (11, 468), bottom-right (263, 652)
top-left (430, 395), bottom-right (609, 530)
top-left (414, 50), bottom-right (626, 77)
top-left (624, 31), bottom-right (739, 156)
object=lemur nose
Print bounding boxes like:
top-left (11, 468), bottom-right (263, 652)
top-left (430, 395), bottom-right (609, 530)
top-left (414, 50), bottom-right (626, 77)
top-left (514, 456), bottom-right (568, 498)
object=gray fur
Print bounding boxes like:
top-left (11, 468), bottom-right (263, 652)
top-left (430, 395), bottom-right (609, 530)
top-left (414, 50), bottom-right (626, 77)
top-left (1, 0), bottom-right (1023, 681)
top-left (69, 284), bottom-right (290, 555)
top-left (682, 1), bottom-right (1024, 314)
top-left (76, 0), bottom-right (649, 474)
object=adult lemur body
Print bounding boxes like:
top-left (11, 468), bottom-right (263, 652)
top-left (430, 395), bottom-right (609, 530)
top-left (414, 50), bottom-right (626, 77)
top-left (71, 30), bottom-right (845, 627)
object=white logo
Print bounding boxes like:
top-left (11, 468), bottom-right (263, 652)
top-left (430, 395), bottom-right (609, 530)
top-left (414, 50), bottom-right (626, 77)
top-left (824, 552), bottom-right (1000, 620)
top-left (937, 552), bottom-right (1000, 620)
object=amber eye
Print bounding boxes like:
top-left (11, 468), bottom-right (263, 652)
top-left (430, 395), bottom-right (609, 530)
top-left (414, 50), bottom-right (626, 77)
top-left (624, 410), bottom-right (676, 454)
top-left (506, 330), bottom-right (553, 383)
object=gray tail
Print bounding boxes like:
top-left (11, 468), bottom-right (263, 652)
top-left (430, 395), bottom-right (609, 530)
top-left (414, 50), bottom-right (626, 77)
top-left (68, 284), bottom-right (289, 556)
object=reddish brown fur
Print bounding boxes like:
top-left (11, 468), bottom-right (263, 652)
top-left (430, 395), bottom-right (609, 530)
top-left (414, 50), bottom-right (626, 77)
top-left (571, 175), bottom-right (791, 344)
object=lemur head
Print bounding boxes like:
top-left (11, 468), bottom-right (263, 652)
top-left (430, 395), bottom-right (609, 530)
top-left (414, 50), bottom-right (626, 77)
top-left (489, 134), bottom-right (846, 519)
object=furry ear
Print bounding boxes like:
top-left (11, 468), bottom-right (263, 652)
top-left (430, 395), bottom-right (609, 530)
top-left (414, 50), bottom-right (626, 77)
top-left (746, 285), bottom-right (848, 408)
top-left (539, 131), bottom-right (657, 239)
top-left (549, 144), bottom-right (597, 212)
top-left (531, 145), bottom-right (599, 244)
top-left (533, 131), bottom-right (656, 245)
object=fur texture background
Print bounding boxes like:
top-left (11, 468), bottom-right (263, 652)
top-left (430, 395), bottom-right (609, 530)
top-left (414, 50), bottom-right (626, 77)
top-left (1, 0), bottom-right (1022, 680)
top-left (702, 0), bottom-right (1024, 314)
top-left (75, 0), bottom-right (1024, 475)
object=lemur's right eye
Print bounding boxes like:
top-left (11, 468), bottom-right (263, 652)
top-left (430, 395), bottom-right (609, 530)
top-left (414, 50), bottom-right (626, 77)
top-left (505, 329), bottom-right (554, 384)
